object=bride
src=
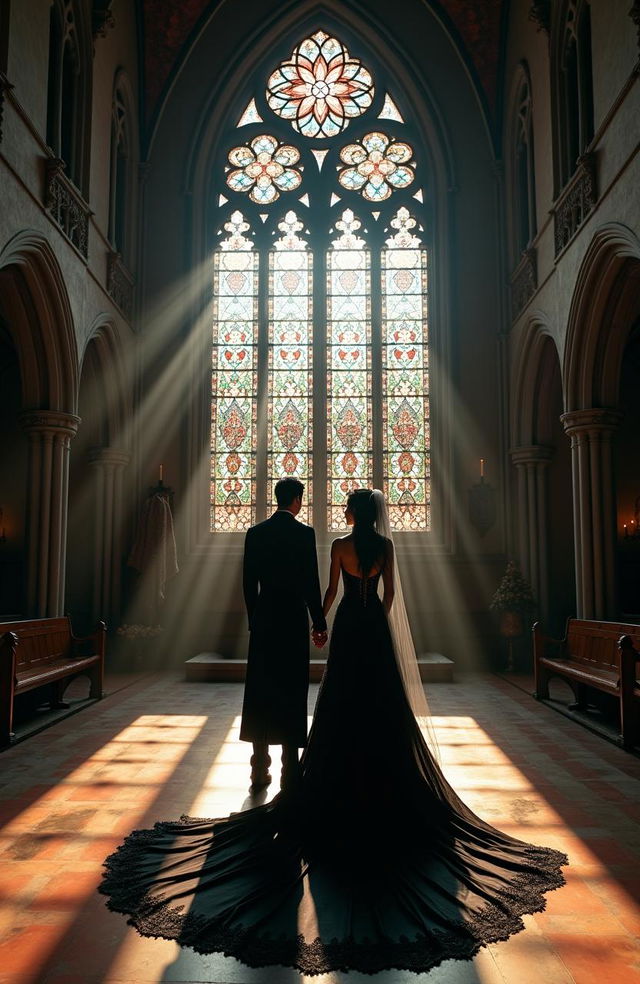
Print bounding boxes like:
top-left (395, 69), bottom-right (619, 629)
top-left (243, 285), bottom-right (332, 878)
top-left (100, 488), bottom-right (567, 975)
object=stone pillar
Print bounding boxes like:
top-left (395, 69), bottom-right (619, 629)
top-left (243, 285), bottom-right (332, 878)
top-left (20, 411), bottom-right (80, 617)
top-left (88, 448), bottom-right (130, 626)
top-left (509, 445), bottom-right (554, 619)
top-left (561, 409), bottom-right (621, 619)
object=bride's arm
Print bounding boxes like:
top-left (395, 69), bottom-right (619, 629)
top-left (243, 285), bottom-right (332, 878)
top-left (382, 538), bottom-right (395, 614)
top-left (322, 539), bottom-right (342, 617)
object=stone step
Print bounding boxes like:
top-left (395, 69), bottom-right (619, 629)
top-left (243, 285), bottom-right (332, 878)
top-left (185, 651), bottom-right (453, 683)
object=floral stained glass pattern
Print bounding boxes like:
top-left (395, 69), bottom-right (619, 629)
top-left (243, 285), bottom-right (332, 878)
top-left (211, 212), bottom-right (258, 531)
top-left (226, 135), bottom-right (302, 205)
top-left (382, 208), bottom-right (430, 531)
top-left (268, 212), bottom-right (313, 522)
top-left (338, 132), bottom-right (415, 202)
top-left (327, 210), bottom-right (372, 530)
top-left (267, 31), bottom-right (374, 139)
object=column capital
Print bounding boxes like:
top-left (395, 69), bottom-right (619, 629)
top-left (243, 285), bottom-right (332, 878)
top-left (509, 444), bottom-right (554, 466)
top-left (20, 410), bottom-right (81, 438)
top-left (88, 447), bottom-right (131, 468)
top-left (561, 408), bottom-right (622, 436)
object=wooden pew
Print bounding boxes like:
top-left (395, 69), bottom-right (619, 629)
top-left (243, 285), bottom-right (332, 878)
top-left (533, 618), bottom-right (640, 750)
top-left (0, 617), bottom-right (105, 747)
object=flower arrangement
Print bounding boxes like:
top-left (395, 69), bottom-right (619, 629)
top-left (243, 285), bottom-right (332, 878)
top-left (490, 561), bottom-right (536, 616)
top-left (116, 623), bottom-right (164, 640)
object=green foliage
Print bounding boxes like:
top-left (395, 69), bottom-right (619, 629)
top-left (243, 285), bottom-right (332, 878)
top-left (490, 561), bottom-right (536, 614)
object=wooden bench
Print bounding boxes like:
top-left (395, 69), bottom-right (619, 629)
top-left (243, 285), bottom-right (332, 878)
top-left (0, 617), bottom-right (105, 747)
top-left (533, 618), bottom-right (640, 750)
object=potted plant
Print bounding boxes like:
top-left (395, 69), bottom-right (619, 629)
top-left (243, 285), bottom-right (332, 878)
top-left (490, 561), bottom-right (536, 670)
top-left (115, 623), bottom-right (164, 668)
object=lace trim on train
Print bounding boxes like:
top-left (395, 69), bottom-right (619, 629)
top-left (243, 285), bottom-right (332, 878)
top-left (99, 816), bottom-right (568, 976)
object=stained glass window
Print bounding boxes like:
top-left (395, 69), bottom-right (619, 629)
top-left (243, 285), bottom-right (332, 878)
top-left (212, 29), bottom-right (432, 535)
top-left (226, 135), bottom-right (302, 204)
top-left (327, 210), bottom-right (372, 530)
top-left (382, 208), bottom-right (430, 530)
top-left (266, 31), bottom-right (374, 138)
top-left (211, 212), bottom-right (258, 532)
top-left (338, 132), bottom-right (415, 201)
top-left (268, 212), bottom-right (313, 522)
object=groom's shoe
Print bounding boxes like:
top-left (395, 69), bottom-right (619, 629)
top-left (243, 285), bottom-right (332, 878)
top-left (249, 750), bottom-right (272, 791)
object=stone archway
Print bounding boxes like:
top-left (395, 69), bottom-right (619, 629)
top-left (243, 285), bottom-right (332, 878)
top-left (562, 224), bottom-right (640, 618)
top-left (67, 319), bottom-right (132, 631)
top-left (0, 232), bottom-right (80, 616)
top-left (509, 316), bottom-right (575, 629)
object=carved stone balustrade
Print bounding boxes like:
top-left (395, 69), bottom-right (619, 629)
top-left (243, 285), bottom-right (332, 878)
top-left (107, 250), bottom-right (135, 320)
top-left (552, 153), bottom-right (597, 256)
top-left (44, 158), bottom-right (91, 258)
top-left (510, 246), bottom-right (537, 321)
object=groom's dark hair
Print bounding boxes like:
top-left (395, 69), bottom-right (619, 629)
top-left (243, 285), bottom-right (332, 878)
top-left (275, 478), bottom-right (304, 508)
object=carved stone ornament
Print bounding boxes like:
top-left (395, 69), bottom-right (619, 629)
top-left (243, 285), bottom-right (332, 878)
top-left (529, 1), bottom-right (551, 35)
top-left (553, 153), bottom-right (597, 256)
top-left (107, 250), bottom-right (135, 320)
top-left (92, 0), bottom-right (115, 39)
top-left (510, 246), bottom-right (538, 321)
top-left (45, 158), bottom-right (91, 259)
top-left (19, 410), bottom-right (81, 438)
top-left (560, 407), bottom-right (622, 436)
top-left (469, 478), bottom-right (497, 537)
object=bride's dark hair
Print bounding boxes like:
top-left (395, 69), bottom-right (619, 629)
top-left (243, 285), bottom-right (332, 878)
top-left (347, 489), bottom-right (386, 576)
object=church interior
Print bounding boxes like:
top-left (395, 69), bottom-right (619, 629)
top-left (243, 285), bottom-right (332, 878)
top-left (1, 0), bottom-right (640, 980)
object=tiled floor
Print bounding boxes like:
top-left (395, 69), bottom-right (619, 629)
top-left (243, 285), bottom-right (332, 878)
top-left (1, 672), bottom-right (639, 984)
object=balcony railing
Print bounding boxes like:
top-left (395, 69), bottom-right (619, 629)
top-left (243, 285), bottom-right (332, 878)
top-left (44, 158), bottom-right (91, 259)
top-left (510, 246), bottom-right (537, 320)
top-left (552, 153), bottom-right (597, 256)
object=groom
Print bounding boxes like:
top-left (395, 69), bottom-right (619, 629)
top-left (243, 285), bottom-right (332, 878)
top-left (240, 478), bottom-right (327, 791)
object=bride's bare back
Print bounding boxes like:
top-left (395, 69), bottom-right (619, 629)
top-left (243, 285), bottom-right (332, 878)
top-left (322, 534), bottom-right (395, 616)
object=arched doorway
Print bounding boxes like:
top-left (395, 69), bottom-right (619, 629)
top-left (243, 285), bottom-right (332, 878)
top-left (510, 320), bottom-right (575, 634)
top-left (615, 319), bottom-right (640, 620)
top-left (0, 315), bottom-right (27, 617)
top-left (67, 323), bottom-right (130, 633)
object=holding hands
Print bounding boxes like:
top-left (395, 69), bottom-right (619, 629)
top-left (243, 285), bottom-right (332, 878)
top-left (312, 628), bottom-right (328, 649)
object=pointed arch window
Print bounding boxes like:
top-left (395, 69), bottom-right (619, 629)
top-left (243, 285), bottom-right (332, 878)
top-left (46, 0), bottom-right (91, 194)
top-left (211, 30), bottom-right (430, 534)
top-left (553, 0), bottom-right (594, 191)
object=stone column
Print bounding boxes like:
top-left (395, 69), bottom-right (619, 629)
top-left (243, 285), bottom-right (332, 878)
top-left (20, 411), bottom-right (80, 617)
top-left (561, 408), bottom-right (621, 619)
top-left (509, 445), bottom-right (554, 619)
top-left (88, 448), bottom-right (130, 626)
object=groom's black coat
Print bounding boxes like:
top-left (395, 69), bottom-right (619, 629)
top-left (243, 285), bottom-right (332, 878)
top-left (240, 510), bottom-right (326, 747)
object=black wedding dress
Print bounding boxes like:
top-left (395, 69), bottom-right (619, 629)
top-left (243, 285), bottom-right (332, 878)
top-left (100, 570), bottom-right (568, 975)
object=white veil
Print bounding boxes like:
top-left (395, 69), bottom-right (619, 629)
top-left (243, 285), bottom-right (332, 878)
top-left (372, 489), bottom-right (441, 762)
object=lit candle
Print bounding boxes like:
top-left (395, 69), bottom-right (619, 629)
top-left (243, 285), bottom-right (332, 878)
top-left (480, 458), bottom-right (485, 480)
top-left (624, 524), bottom-right (628, 538)
top-left (159, 463), bottom-right (163, 482)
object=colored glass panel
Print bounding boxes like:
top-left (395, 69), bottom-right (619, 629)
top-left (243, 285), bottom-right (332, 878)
top-left (227, 134), bottom-right (302, 205)
top-left (338, 131), bottom-right (415, 202)
top-left (211, 212), bottom-right (258, 531)
top-left (268, 212), bottom-right (313, 523)
top-left (327, 210), bottom-right (372, 531)
top-left (266, 31), bottom-right (374, 139)
top-left (382, 208), bottom-right (430, 530)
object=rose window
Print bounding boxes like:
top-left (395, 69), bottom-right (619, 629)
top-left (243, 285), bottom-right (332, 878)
top-left (266, 30), bottom-right (374, 138)
top-left (338, 132), bottom-right (415, 201)
top-left (226, 135), bottom-right (302, 204)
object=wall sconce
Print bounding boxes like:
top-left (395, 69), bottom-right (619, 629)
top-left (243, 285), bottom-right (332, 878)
top-left (469, 458), bottom-right (496, 537)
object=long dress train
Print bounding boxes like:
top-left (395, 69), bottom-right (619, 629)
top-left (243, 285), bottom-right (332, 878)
top-left (99, 570), bottom-right (567, 975)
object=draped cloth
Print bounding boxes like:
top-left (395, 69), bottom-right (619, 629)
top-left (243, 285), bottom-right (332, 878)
top-left (128, 493), bottom-right (179, 613)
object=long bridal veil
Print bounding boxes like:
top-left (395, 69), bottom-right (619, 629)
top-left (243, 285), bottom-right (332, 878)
top-left (372, 489), bottom-right (441, 761)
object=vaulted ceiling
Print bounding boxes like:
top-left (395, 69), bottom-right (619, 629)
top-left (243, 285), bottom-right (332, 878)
top-left (139, 0), bottom-right (508, 130)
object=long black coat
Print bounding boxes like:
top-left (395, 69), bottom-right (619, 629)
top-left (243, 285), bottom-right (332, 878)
top-left (240, 511), bottom-right (326, 746)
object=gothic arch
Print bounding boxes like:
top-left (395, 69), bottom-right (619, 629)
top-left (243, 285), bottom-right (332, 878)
top-left (82, 316), bottom-right (132, 447)
top-left (0, 230), bottom-right (78, 412)
top-left (564, 223), bottom-right (640, 411)
top-left (504, 61), bottom-right (536, 267)
top-left (510, 314), bottom-right (561, 448)
top-left (109, 68), bottom-right (139, 266)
